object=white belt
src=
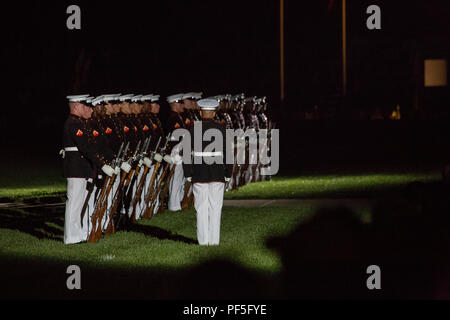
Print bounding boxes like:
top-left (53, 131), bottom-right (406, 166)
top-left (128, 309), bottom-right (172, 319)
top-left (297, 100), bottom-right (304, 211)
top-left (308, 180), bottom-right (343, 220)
top-left (59, 147), bottom-right (79, 159)
top-left (192, 151), bottom-right (223, 157)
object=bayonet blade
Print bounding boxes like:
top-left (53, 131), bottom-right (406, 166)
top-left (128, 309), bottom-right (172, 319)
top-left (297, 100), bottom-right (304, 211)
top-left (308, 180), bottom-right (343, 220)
top-left (122, 141), bottom-right (130, 161)
top-left (144, 137), bottom-right (151, 155)
top-left (154, 136), bottom-right (162, 153)
top-left (114, 142), bottom-right (125, 166)
top-left (133, 140), bottom-right (142, 159)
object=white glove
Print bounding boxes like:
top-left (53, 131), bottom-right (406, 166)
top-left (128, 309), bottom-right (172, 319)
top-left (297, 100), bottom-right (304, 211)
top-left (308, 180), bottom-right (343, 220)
top-left (121, 161), bottom-right (132, 173)
top-left (154, 153), bottom-right (163, 162)
top-left (163, 155), bottom-right (173, 164)
top-left (186, 177), bottom-right (192, 182)
top-left (59, 149), bottom-right (65, 159)
top-left (224, 177), bottom-right (231, 182)
top-left (173, 154), bottom-right (182, 165)
top-left (102, 164), bottom-right (115, 177)
top-left (138, 159), bottom-right (144, 167)
top-left (114, 166), bottom-right (120, 175)
top-left (143, 157), bottom-right (152, 168)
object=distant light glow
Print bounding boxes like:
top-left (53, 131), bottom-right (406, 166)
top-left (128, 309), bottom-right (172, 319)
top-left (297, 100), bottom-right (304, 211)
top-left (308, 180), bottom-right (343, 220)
top-left (424, 59), bottom-right (447, 87)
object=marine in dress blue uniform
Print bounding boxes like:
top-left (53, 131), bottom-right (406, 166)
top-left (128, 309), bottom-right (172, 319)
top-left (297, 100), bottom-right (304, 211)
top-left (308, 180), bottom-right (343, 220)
top-left (183, 98), bottom-right (233, 245)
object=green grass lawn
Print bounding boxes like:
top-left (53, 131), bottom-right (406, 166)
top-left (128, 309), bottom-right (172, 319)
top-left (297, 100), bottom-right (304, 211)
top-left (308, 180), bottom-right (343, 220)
top-left (1, 174), bottom-right (447, 299)
top-left (0, 206), bottom-right (319, 273)
top-left (0, 164), bottom-right (66, 201)
top-left (0, 166), bottom-right (442, 201)
top-left (225, 171), bottom-right (441, 199)
top-left (0, 203), bottom-right (378, 299)
top-left (0, 204), bottom-right (324, 298)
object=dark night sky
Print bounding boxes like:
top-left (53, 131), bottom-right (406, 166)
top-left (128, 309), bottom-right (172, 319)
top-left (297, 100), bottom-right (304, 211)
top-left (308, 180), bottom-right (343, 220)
top-left (0, 0), bottom-right (449, 147)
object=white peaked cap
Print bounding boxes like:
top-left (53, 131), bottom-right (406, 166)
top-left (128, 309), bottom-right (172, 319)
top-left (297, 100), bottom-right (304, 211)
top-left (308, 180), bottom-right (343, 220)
top-left (182, 92), bottom-right (196, 100)
top-left (150, 95), bottom-right (160, 102)
top-left (140, 94), bottom-right (154, 102)
top-left (198, 98), bottom-right (219, 110)
top-left (85, 96), bottom-right (95, 104)
top-left (131, 95), bottom-right (143, 102)
top-left (119, 94), bottom-right (134, 102)
top-left (67, 94), bottom-right (89, 102)
top-left (92, 96), bottom-right (104, 106)
top-left (167, 93), bottom-right (184, 103)
top-left (193, 92), bottom-right (203, 99)
top-left (102, 95), bottom-right (117, 103)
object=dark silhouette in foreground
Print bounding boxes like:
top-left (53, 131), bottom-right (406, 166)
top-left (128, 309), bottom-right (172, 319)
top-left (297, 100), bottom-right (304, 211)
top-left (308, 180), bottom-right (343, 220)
top-left (267, 181), bottom-right (450, 299)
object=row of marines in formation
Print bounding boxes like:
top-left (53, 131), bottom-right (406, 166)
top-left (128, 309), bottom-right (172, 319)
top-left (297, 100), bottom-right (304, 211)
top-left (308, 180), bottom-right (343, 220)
top-left (62, 92), bottom-right (272, 244)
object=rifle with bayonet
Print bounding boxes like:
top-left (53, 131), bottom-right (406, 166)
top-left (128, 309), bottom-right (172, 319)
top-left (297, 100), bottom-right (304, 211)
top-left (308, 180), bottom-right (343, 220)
top-left (156, 132), bottom-right (185, 214)
top-left (181, 178), bottom-right (192, 211)
top-left (92, 141), bottom-right (126, 240)
top-left (130, 136), bottom-right (162, 221)
top-left (121, 139), bottom-right (143, 218)
top-left (103, 141), bottom-right (130, 235)
top-left (142, 134), bottom-right (171, 219)
top-left (155, 157), bottom-right (177, 215)
top-left (88, 141), bottom-right (125, 243)
top-left (129, 137), bottom-right (153, 222)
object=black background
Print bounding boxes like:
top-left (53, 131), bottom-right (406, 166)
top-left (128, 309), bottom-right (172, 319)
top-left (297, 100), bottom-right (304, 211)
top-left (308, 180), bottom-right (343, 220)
top-left (0, 0), bottom-right (449, 171)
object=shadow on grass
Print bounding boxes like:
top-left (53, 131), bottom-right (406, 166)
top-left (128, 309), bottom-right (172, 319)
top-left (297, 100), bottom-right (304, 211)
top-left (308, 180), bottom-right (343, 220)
top-left (0, 206), bottom-right (64, 241)
top-left (124, 222), bottom-right (197, 245)
top-left (1, 181), bottom-right (450, 299)
top-left (0, 253), bottom-right (272, 300)
top-left (0, 204), bottom-right (196, 244)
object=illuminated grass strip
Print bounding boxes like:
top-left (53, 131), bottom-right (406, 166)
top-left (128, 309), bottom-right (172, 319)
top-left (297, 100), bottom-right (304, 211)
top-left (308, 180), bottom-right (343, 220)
top-left (0, 171), bottom-right (441, 201)
top-left (224, 172), bottom-right (441, 199)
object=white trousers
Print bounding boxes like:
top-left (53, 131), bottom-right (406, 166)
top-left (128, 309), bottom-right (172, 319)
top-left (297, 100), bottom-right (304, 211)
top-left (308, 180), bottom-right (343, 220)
top-left (131, 168), bottom-right (144, 220)
top-left (150, 164), bottom-right (163, 215)
top-left (193, 182), bottom-right (224, 245)
top-left (136, 167), bottom-right (150, 219)
top-left (103, 176), bottom-right (120, 231)
top-left (245, 146), bottom-right (258, 184)
top-left (168, 164), bottom-right (184, 211)
top-left (134, 163), bottom-right (163, 218)
top-left (64, 178), bottom-right (95, 244)
top-left (126, 168), bottom-right (140, 218)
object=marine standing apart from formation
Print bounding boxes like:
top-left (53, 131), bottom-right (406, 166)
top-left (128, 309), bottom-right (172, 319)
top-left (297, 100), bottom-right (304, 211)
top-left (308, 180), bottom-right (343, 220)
top-left (183, 98), bottom-right (233, 245)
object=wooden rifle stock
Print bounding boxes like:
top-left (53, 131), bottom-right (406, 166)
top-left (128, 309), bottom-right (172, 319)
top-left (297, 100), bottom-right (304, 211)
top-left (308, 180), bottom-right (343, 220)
top-left (94, 173), bottom-right (117, 240)
top-left (104, 170), bottom-right (128, 235)
top-left (121, 166), bottom-right (138, 217)
top-left (144, 162), bottom-right (171, 219)
top-left (155, 163), bottom-right (176, 214)
top-left (130, 165), bottom-right (150, 222)
top-left (88, 176), bottom-right (110, 243)
top-left (142, 161), bottom-right (161, 219)
top-left (123, 168), bottom-right (136, 193)
top-left (181, 180), bottom-right (192, 211)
